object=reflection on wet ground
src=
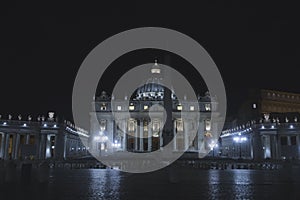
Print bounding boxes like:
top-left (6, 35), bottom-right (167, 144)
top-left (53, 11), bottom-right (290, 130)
top-left (1, 166), bottom-right (300, 200)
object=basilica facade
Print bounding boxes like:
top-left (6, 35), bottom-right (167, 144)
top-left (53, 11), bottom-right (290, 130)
top-left (90, 62), bottom-right (222, 158)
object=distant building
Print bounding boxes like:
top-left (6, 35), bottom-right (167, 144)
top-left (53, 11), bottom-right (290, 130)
top-left (0, 112), bottom-right (89, 160)
top-left (238, 89), bottom-right (300, 123)
top-left (221, 89), bottom-right (300, 160)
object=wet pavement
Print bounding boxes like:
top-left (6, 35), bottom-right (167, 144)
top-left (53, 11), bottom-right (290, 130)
top-left (1, 166), bottom-right (300, 200)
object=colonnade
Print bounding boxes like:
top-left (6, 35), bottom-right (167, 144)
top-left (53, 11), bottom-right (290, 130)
top-left (0, 132), bottom-right (60, 160)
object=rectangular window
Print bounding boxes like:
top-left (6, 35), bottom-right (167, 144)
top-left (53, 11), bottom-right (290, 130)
top-left (129, 105), bottom-right (135, 110)
top-left (281, 136), bottom-right (288, 145)
top-left (177, 105), bottom-right (183, 111)
top-left (190, 105), bottom-right (195, 111)
top-left (205, 104), bottom-right (211, 111)
top-left (144, 105), bottom-right (148, 110)
top-left (117, 106), bottom-right (122, 111)
top-left (291, 136), bottom-right (297, 145)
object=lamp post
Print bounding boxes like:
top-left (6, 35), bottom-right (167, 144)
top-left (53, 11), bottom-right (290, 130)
top-left (233, 136), bottom-right (247, 159)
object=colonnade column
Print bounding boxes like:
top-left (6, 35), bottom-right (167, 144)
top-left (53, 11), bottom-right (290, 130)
top-left (277, 135), bottom-right (282, 159)
top-left (39, 134), bottom-right (46, 159)
top-left (35, 133), bottom-right (41, 160)
top-left (11, 134), bottom-right (17, 159)
top-left (63, 134), bottom-right (67, 160)
top-left (271, 135), bottom-right (279, 159)
top-left (25, 134), bottom-right (30, 144)
top-left (0, 134), bottom-right (6, 159)
top-left (4, 134), bottom-right (10, 160)
top-left (14, 134), bottom-right (20, 159)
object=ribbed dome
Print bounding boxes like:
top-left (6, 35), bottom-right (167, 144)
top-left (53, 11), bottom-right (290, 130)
top-left (136, 77), bottom-right (164, 100)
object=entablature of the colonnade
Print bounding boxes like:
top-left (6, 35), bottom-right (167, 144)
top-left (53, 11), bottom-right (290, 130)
top-left (221, 120), bottom-right (300, 139)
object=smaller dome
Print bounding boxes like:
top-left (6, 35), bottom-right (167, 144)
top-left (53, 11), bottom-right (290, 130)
top-left (150, 60), bottom-right (161, 74)
top-left (97, 91), bottom-right (109, 100)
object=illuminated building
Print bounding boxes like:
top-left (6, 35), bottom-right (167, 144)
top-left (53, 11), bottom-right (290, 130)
top-left (0, 112), bottom-right (89, 160)
top-left (221, 89), bottom-right (300, 160)
top-left (90, 61), bottom-right (221, 158)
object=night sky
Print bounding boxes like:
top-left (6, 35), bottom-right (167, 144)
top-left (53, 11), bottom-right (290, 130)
top-left (1, 1), bottom-right (300, 122)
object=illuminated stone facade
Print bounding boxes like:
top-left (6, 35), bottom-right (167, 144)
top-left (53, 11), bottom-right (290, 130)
top-left (0, 113), bottom-right (89, 160)
top-left (222, 89), bottom-right (300, 160)
top-left (221, 117), bottom-right (300, 160)
top-left (90, 63), bottom-right (221, 158)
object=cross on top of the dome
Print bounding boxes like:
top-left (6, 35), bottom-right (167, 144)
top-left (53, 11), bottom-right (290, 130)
top-left (151, 59), bottom-right (161, 74)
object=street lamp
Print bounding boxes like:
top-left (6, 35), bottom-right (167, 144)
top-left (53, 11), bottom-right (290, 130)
top-left (233, 136), bottom-right (247, 158)
top-left (112, 140), bottom-right (121, 149)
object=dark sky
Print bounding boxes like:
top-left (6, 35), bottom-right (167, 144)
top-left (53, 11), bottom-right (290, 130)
top-left (1, 1), bottom-right (300, 121)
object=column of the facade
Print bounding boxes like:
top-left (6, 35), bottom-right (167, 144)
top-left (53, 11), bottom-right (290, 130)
top-left (184, 120), bottom-right (189, 150)
top-left (159, 120), bottom-right (163, 150)
top-left (139, 119), bottom-right (144, 151)
top-left (134, 120), bottom-right (138, 151)
top-left (173, 119), bottom-right (177, 151)
top-left (198, 120), bottom-right (205, 155)
top-left (173, 120), bottom-right (177, 151)
top-left (14, 134), bottom-right (20, 159)
top-left (122, 119), bottom-right (127, 151)
top-left (108, 119), bottom-right (114, 152)
top-left (148, 121), bottom-right (152, 151)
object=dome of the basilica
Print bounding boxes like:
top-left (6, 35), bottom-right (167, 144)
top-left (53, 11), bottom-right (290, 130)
top-left (134, 60), bottom-right (176, 100)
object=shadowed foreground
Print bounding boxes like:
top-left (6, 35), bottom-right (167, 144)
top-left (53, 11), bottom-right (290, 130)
top-left (0, 165), bottom-right (300, 200)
